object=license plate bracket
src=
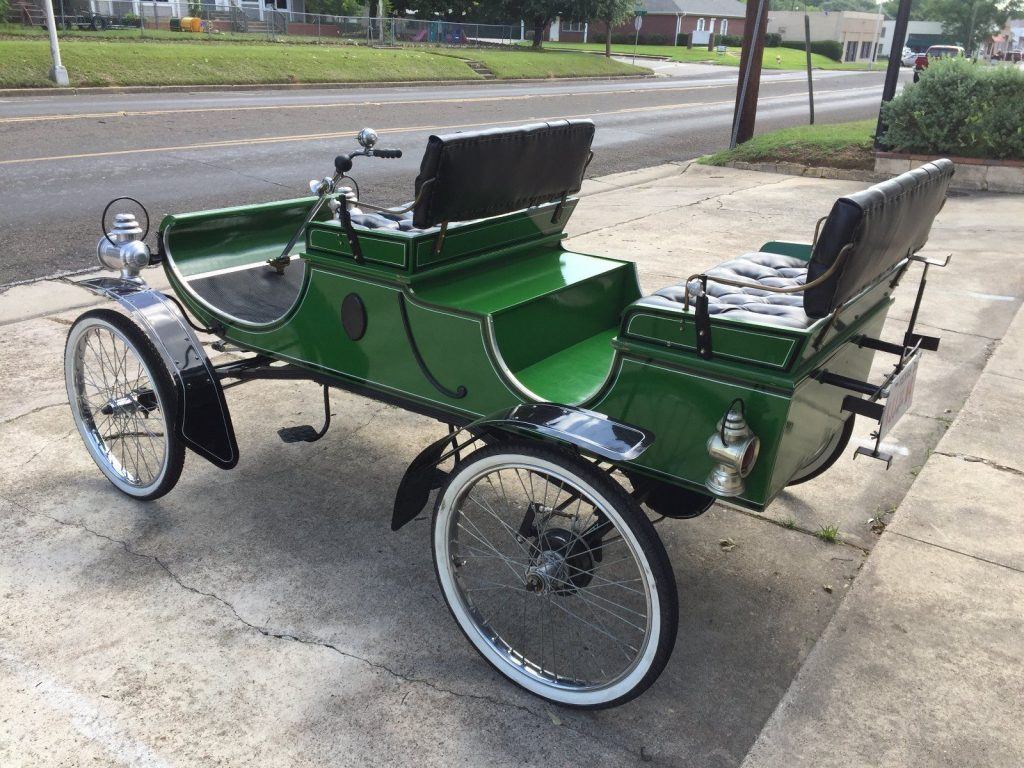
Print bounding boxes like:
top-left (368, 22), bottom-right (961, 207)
top-left (878, 351), bottom-right (921, 439)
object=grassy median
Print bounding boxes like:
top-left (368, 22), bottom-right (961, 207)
top-left (539, 41), bottom-right (871, 71)
top-left (699, 120), bottom-right (877, 169)
top-left (0, 38), bottom-right (646, 88)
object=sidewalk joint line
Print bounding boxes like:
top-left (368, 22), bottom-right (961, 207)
top-left (722, 504), bottom-right (870, 554)
top-left (890, 530), bottom-right (1024, 577)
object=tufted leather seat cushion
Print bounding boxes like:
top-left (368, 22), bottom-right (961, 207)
top-left (639, 252), bottom-right (813, 329)
top-left (348, 205), bottom-right (429, 233)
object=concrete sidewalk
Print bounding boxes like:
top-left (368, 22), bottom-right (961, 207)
top-left (0, 163), bottom-right (1021, 767)
top-left (742, 302), bottom-right (1024, 768)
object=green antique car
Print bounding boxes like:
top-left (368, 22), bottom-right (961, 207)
top-left (64, 120), bottom-right (953, 708)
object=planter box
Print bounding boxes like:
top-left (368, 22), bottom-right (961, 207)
top-left (875, 152), bottom-right (1024, 193)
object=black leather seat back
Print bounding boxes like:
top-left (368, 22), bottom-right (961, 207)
top-left (411, 119), bottom-right (595, 230)
top-left (803, 159), bottom-right (954, 318)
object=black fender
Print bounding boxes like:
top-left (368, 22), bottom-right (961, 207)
top-left (391, 402), bottom-right (653, 531)
top-left (76, 277), bottom-right (239, 469)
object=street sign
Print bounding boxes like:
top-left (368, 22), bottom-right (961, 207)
top-left (634, 14), bottom-right (643, 30)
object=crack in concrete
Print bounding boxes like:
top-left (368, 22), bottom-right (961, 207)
top-left (933, 450), bottom-right (1024, 478)
top-left (18, 427), bottom-right (76, 468)
top-left (1, 401), bottom-right (68, 427)
top-left (12, 501), bottom-right (646, 761)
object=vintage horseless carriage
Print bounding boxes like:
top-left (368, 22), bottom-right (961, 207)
top-left (64, 120), bottom-right (953, 708)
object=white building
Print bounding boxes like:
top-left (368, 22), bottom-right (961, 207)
top-left (767, 10), bottom-right (885, 63)
top-left (878, 20), bottom-right (945, 55)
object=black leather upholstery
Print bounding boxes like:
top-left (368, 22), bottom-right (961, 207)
top-left (412, 119), bottom-right (595, 229)
top-left (640, 253), bottom-right (813, 329)
top-left (635, 160), bottom-right (954, 331)
top-left (804, 158), bottom-right (954, 317)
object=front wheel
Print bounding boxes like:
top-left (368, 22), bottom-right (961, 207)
top-left (432, 442), bottom-right (678, 709)
top-left (65, 309), bottom-right (185, 500)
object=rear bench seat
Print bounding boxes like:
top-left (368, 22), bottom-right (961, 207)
top-left (632, 159), bottom-right (955, 331)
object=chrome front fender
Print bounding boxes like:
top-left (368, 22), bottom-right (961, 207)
top-left (75, 276), bottom-right (239, 469)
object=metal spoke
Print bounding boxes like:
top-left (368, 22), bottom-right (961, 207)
top-left (441, 455), bottom-right (655, 698)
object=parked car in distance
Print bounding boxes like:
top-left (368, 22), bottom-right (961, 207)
top-left (914, 44), bottom-right (965, 82)
top-left (901, 47), bottom-right (918, 67)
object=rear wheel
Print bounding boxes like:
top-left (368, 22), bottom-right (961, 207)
top-left (432, 442), bottom-right (678, 709)
top-left (788, 416), bottom-right (855, 486)
top-left (65, 309), bottom-right (185, 500)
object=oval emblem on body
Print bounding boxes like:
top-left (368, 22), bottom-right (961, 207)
top-left (341, 293), bottom-right (367, 341)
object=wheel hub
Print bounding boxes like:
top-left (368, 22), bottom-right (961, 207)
top-left (525, 528), bottom-right (596, 595)
top-left (100, 389), bottom-right (157, 417)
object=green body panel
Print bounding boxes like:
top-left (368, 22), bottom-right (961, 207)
top-left (158, 199), bottom-right (908, 512)
top-left (302, 199), bottom-right (575, 274)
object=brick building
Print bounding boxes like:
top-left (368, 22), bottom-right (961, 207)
top-left (548, 0), bottom-right (747, 46)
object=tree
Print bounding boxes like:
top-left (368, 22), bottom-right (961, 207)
top-left (593, 0), bottom-right (635, 57)
top-left (501, 0), bottom-right (570, 47)
top-left (917, 0), bottom-right (1023, 54)
top-left (305, 0), bottom-right (363, 15)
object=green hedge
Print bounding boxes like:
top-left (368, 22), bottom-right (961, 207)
top-left (880, 58), bottom-right (1024, 160)
top-left (780, 39), bottom-right (843, 62)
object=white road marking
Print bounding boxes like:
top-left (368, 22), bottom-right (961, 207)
top-left (0, 86), bottom-right (880, 166)
top-left (0, 651), bottom-right (173, 768)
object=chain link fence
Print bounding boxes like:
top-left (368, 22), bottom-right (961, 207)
top-left (45, 0), bottom-right (519, 46)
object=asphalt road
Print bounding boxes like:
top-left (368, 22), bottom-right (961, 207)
top-left (0, 66), bottom-right (899, 286)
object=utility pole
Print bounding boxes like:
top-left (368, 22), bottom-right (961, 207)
top-left (42, 0), bottom-right (69, 86)
top-left (804, 11), bottom-right (814, 124)
top-left (873, 0), bottom-right (912, 148)
top-left (966, 0), bottom-right (980, 57)
top-left (730, 0), bottom-right (770, 148)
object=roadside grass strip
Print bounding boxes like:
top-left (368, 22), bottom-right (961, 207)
top-left (537, 41), bottom-right (871, 71)
top-left (699, 119), bottom-right (877, 170)
top-left (0, 38), bottom-right (645, 88)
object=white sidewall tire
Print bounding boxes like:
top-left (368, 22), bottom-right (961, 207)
top-left (64, 309), bottom-right (184, 500)
top-left (432, 444), bottom-right (677, 709)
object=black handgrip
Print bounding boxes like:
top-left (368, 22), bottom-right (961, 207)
top-left (335, 154), bottom-right (354, 174)
top-left (373, 149), bottom-right (402, 159)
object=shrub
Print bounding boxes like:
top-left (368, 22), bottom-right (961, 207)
top-left (880, 58), bottom-right (1024, 160)
top-left (711, 33), bottom-right (780, 47)
top-left (609, 32), bottom-right (672, 45)
top-left (781, 39), bottom-right (843, 61)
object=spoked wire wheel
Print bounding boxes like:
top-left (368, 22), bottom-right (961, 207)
top-left (432, 442), bottom-right (678, 708)
top-left (64, 309), bottom-right (184, 500)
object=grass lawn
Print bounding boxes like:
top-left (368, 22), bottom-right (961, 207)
top-left (440, 48), bottom-right (644, 78)
top-left (538, 41), bottom-right (872, 71)
top-left (0, 38), bottom-right (645, 87)
top-left (699, 119), bottom-right (877, 169)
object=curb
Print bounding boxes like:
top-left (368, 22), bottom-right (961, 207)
top-left (716, 159), bottom-right (882, 183)
top-left (0, 73), bottom-right (651, 98)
